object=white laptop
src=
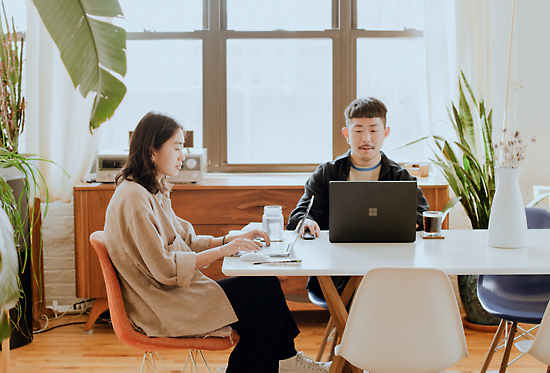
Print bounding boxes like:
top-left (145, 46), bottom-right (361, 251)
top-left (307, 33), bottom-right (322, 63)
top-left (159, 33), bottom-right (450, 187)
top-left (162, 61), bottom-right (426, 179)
top-left (235, 196), bottom-right (314, 257)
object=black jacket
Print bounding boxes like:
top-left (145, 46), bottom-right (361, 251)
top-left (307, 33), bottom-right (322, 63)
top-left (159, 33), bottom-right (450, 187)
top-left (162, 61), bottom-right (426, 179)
top-left (287, 150), bottom-right (430, 231)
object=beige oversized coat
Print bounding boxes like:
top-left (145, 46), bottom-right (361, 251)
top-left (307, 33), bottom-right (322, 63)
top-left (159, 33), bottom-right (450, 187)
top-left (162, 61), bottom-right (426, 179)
top-left (104, 180), bottom-right (238, 337)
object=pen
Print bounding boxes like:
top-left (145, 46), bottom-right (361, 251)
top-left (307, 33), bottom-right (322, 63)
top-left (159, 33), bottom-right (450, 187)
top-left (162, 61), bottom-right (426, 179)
top-left (253, 260), bottom-right (302, 265)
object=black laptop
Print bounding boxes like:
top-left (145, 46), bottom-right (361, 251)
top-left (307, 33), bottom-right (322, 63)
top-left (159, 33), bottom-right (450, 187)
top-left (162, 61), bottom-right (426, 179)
top-left (329, 181), bottom-right (418, 243)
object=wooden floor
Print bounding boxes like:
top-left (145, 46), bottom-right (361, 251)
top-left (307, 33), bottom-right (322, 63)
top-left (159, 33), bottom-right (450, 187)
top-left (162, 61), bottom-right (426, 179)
top-left (3, 311), bottom-right (549, 373)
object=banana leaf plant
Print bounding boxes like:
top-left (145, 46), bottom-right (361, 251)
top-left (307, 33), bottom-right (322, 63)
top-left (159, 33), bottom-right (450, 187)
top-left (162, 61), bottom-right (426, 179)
top-left (30, 0), bottom-right (127, 131)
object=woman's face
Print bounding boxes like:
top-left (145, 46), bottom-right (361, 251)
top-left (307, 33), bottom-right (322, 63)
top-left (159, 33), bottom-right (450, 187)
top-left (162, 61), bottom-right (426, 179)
top-left (152, 129), bottom-right (185, 179)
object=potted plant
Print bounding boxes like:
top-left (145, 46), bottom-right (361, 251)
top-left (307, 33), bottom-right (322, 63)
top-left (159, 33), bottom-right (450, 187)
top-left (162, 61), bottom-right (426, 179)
top-left (0, 3), bottom-right (39, 349)
top-left (0, 195), bottom-right (18, 351)
top-left (402, 71), bottom-right (501, 326)
top-left (0, 150), bottom-right (51, 349)
top-left (436, 72), bottom-right (505, 326)
top-left (1, 0), bottom-right (126, 352)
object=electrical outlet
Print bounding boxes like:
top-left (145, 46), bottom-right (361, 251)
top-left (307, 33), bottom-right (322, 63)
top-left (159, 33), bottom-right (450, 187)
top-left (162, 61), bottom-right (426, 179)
top-left (51, 300), bottom-right (91, 316)
top-left (58, 305), bottom-right (74, 314)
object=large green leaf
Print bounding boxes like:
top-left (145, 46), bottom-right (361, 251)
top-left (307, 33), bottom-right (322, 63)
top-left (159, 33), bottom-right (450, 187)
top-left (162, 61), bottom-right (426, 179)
top-left (30, 0), bottom-right (127, 131)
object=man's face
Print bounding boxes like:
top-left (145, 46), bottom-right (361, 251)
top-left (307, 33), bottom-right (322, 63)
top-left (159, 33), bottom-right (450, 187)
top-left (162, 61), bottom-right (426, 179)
top-left (342, 117), bottom-right (390, 166)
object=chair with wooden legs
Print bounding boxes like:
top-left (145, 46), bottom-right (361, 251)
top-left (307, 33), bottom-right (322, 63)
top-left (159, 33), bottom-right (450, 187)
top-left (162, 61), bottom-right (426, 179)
top-left (329, 267), bottom-right (468, 373)
top-left (89, 231), bottom-right (239, 373)
top-left (478, 207), bottom-right (550, 373)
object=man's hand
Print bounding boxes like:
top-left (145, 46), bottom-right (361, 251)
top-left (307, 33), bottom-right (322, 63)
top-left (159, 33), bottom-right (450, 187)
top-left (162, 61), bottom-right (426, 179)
top-left (296, 218), bottom-right (320, 237)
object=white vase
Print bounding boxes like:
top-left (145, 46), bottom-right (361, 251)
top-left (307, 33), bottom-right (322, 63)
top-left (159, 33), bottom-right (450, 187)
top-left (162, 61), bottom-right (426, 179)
top-left (487, 167), bottom-right (528, 248)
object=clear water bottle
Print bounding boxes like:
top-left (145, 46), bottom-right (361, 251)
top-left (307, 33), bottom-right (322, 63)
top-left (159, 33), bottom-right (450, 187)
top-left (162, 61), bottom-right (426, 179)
top-left (262, 205), bottom-right (284, 241)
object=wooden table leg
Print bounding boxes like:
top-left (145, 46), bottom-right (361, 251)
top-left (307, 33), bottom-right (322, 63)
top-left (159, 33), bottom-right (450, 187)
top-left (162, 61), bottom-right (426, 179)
top-left (340, 276), bottom-right (361, 308)
top-left (83, 298), bottom-right (109, 332)
top-left (317, 276), bottom-right (362, 337)
top-left (318, 276), bottom-right (348, 337)
top-left (480, 319), bottom-right (506, 373)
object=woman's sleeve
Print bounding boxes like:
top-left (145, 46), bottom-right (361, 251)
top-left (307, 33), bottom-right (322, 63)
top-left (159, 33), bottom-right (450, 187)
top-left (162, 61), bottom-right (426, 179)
top-left (123, 208), bottom-right (197, 288)
top-left (173, 215), bottom-right (214, 253)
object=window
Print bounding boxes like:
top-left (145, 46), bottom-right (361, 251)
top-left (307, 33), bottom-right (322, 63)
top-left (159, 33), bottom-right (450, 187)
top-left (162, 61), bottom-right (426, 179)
top-left (99, 0), bottom-right (428, 171)
top-left (226, 38), bottom-right (332, 164)
top-left (3, 1), bottom-right (26, 32)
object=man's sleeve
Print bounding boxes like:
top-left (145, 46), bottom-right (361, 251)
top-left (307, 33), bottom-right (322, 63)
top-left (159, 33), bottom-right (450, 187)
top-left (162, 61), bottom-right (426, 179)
top-left (286, 165), bottom-right (329, 230)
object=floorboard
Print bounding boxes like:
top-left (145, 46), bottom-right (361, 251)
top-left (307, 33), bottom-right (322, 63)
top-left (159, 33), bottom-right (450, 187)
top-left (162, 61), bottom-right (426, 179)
top-left (3, 311), bottom-right (548, 372)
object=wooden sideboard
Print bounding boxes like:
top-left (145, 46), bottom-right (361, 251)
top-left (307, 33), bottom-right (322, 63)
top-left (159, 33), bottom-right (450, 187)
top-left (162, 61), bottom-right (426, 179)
top-left (74, 174), bottom-right (449, 331)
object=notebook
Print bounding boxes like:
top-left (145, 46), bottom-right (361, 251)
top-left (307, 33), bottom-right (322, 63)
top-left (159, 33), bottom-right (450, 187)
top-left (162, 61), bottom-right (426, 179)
top-left (253, 196), bottom-right (315, 257)
top-left (329, 181), bottom-right (417, 243)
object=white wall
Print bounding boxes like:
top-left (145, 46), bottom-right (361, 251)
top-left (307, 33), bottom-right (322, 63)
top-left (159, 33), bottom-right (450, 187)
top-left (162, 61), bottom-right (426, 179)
top-left (41, 201), bottom-right (84, 309)
top-left (448, 0), bottom-right (550, 229)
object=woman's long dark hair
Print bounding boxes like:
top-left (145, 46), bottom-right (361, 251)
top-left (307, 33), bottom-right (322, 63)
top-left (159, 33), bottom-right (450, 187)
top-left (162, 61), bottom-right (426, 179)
top-left (116, 112), bottom-right (184, 194)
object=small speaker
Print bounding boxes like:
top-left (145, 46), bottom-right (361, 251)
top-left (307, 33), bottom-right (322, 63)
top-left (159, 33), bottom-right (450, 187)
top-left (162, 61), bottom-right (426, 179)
top-left (167, 148), bottom-right (207, 184)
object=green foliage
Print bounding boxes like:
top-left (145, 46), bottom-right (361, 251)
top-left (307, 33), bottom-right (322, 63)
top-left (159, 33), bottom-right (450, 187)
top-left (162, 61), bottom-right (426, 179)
top-left (30, 0), bottom-right (127, 131)
top-left (0, 2), bottom-right (25, 152)
top-left (431, 72), bottom-right (496, 229)
top-left (395, 72), bottom-right (496, 229)
top-left (0, 149), bottom-right (55, 342)
top-left (0, 206), bottom-right (18, 342)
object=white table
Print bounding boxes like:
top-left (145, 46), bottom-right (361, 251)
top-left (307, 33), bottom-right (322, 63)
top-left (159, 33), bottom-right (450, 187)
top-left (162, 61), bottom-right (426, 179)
top-left (222, 229), bottom-right (550, 277)
top-left (223, 228), bottom-right (550, 346)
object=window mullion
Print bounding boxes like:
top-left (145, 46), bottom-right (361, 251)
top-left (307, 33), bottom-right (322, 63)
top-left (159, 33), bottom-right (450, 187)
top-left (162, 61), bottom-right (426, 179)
top-left (333, 0), bottom-right (355, 159)
top-left (203, 0), bottom-right (227, 169)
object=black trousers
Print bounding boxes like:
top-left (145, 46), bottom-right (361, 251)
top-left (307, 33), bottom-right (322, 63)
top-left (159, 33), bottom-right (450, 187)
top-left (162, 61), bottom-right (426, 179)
top-left (216, 276), bottom-right (300, 373)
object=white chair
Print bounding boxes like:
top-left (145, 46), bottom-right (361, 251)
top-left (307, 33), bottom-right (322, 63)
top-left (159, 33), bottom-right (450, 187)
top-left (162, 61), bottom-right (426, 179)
top-left (329, 267), bottom-right (468, 373)
top-left (515, 301), bottom-right (550, 372)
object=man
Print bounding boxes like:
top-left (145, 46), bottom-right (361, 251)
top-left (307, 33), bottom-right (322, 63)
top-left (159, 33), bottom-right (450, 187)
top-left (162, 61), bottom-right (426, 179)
top-left (286, 97), bottom-right (429, 298)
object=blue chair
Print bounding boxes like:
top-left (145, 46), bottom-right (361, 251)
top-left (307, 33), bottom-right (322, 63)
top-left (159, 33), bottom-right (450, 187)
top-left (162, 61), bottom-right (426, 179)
top-left (478, 207), bottom-right (550, 373)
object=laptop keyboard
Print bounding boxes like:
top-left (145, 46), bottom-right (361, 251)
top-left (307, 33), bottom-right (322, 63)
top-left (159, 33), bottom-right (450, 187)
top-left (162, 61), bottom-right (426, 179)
top-left (260, 241), bottom-right (290, 255)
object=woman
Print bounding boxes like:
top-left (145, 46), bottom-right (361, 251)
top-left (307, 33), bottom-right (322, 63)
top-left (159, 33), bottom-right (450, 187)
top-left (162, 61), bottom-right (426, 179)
top-left (104, 112), bottom-right (330, 373)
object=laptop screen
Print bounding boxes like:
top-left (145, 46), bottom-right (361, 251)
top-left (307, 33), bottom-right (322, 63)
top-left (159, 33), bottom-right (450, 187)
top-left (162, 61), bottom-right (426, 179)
top-left (328, 181), bottom-right (417, 243)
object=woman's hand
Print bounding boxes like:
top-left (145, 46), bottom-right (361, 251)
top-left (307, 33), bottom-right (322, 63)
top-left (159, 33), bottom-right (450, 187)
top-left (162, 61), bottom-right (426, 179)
top-left (220, 229), bottom-right (270, 257)
top-left (220, 237), bottom-right (260, 257)
top-left (235, 229), bottom-right (271, 246)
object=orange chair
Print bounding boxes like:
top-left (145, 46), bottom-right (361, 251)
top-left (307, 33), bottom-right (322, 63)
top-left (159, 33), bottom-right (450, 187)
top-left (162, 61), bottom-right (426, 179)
top-left (89, 231), bottom-right (239, 373)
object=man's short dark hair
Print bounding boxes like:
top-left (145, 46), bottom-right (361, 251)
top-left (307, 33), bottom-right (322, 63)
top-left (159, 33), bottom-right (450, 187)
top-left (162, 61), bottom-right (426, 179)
top-left (344, 97), bottom-right (388, 127)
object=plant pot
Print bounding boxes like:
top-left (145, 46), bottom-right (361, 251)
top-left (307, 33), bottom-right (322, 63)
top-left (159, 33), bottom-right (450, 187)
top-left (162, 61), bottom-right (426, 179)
top-left (0, 176), bottom-right (33, 350)
top-left (458, 274), bottom-right (500, 328)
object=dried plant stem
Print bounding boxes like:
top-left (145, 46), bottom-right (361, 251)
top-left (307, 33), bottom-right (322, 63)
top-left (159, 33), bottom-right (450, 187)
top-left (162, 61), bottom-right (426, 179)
top-left (503, 0), bottom-right (516, 142)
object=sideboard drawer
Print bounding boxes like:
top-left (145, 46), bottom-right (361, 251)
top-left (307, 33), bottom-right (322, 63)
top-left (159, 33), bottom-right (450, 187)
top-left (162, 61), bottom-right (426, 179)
top-left (170, 188), bottom-right (304, 225)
